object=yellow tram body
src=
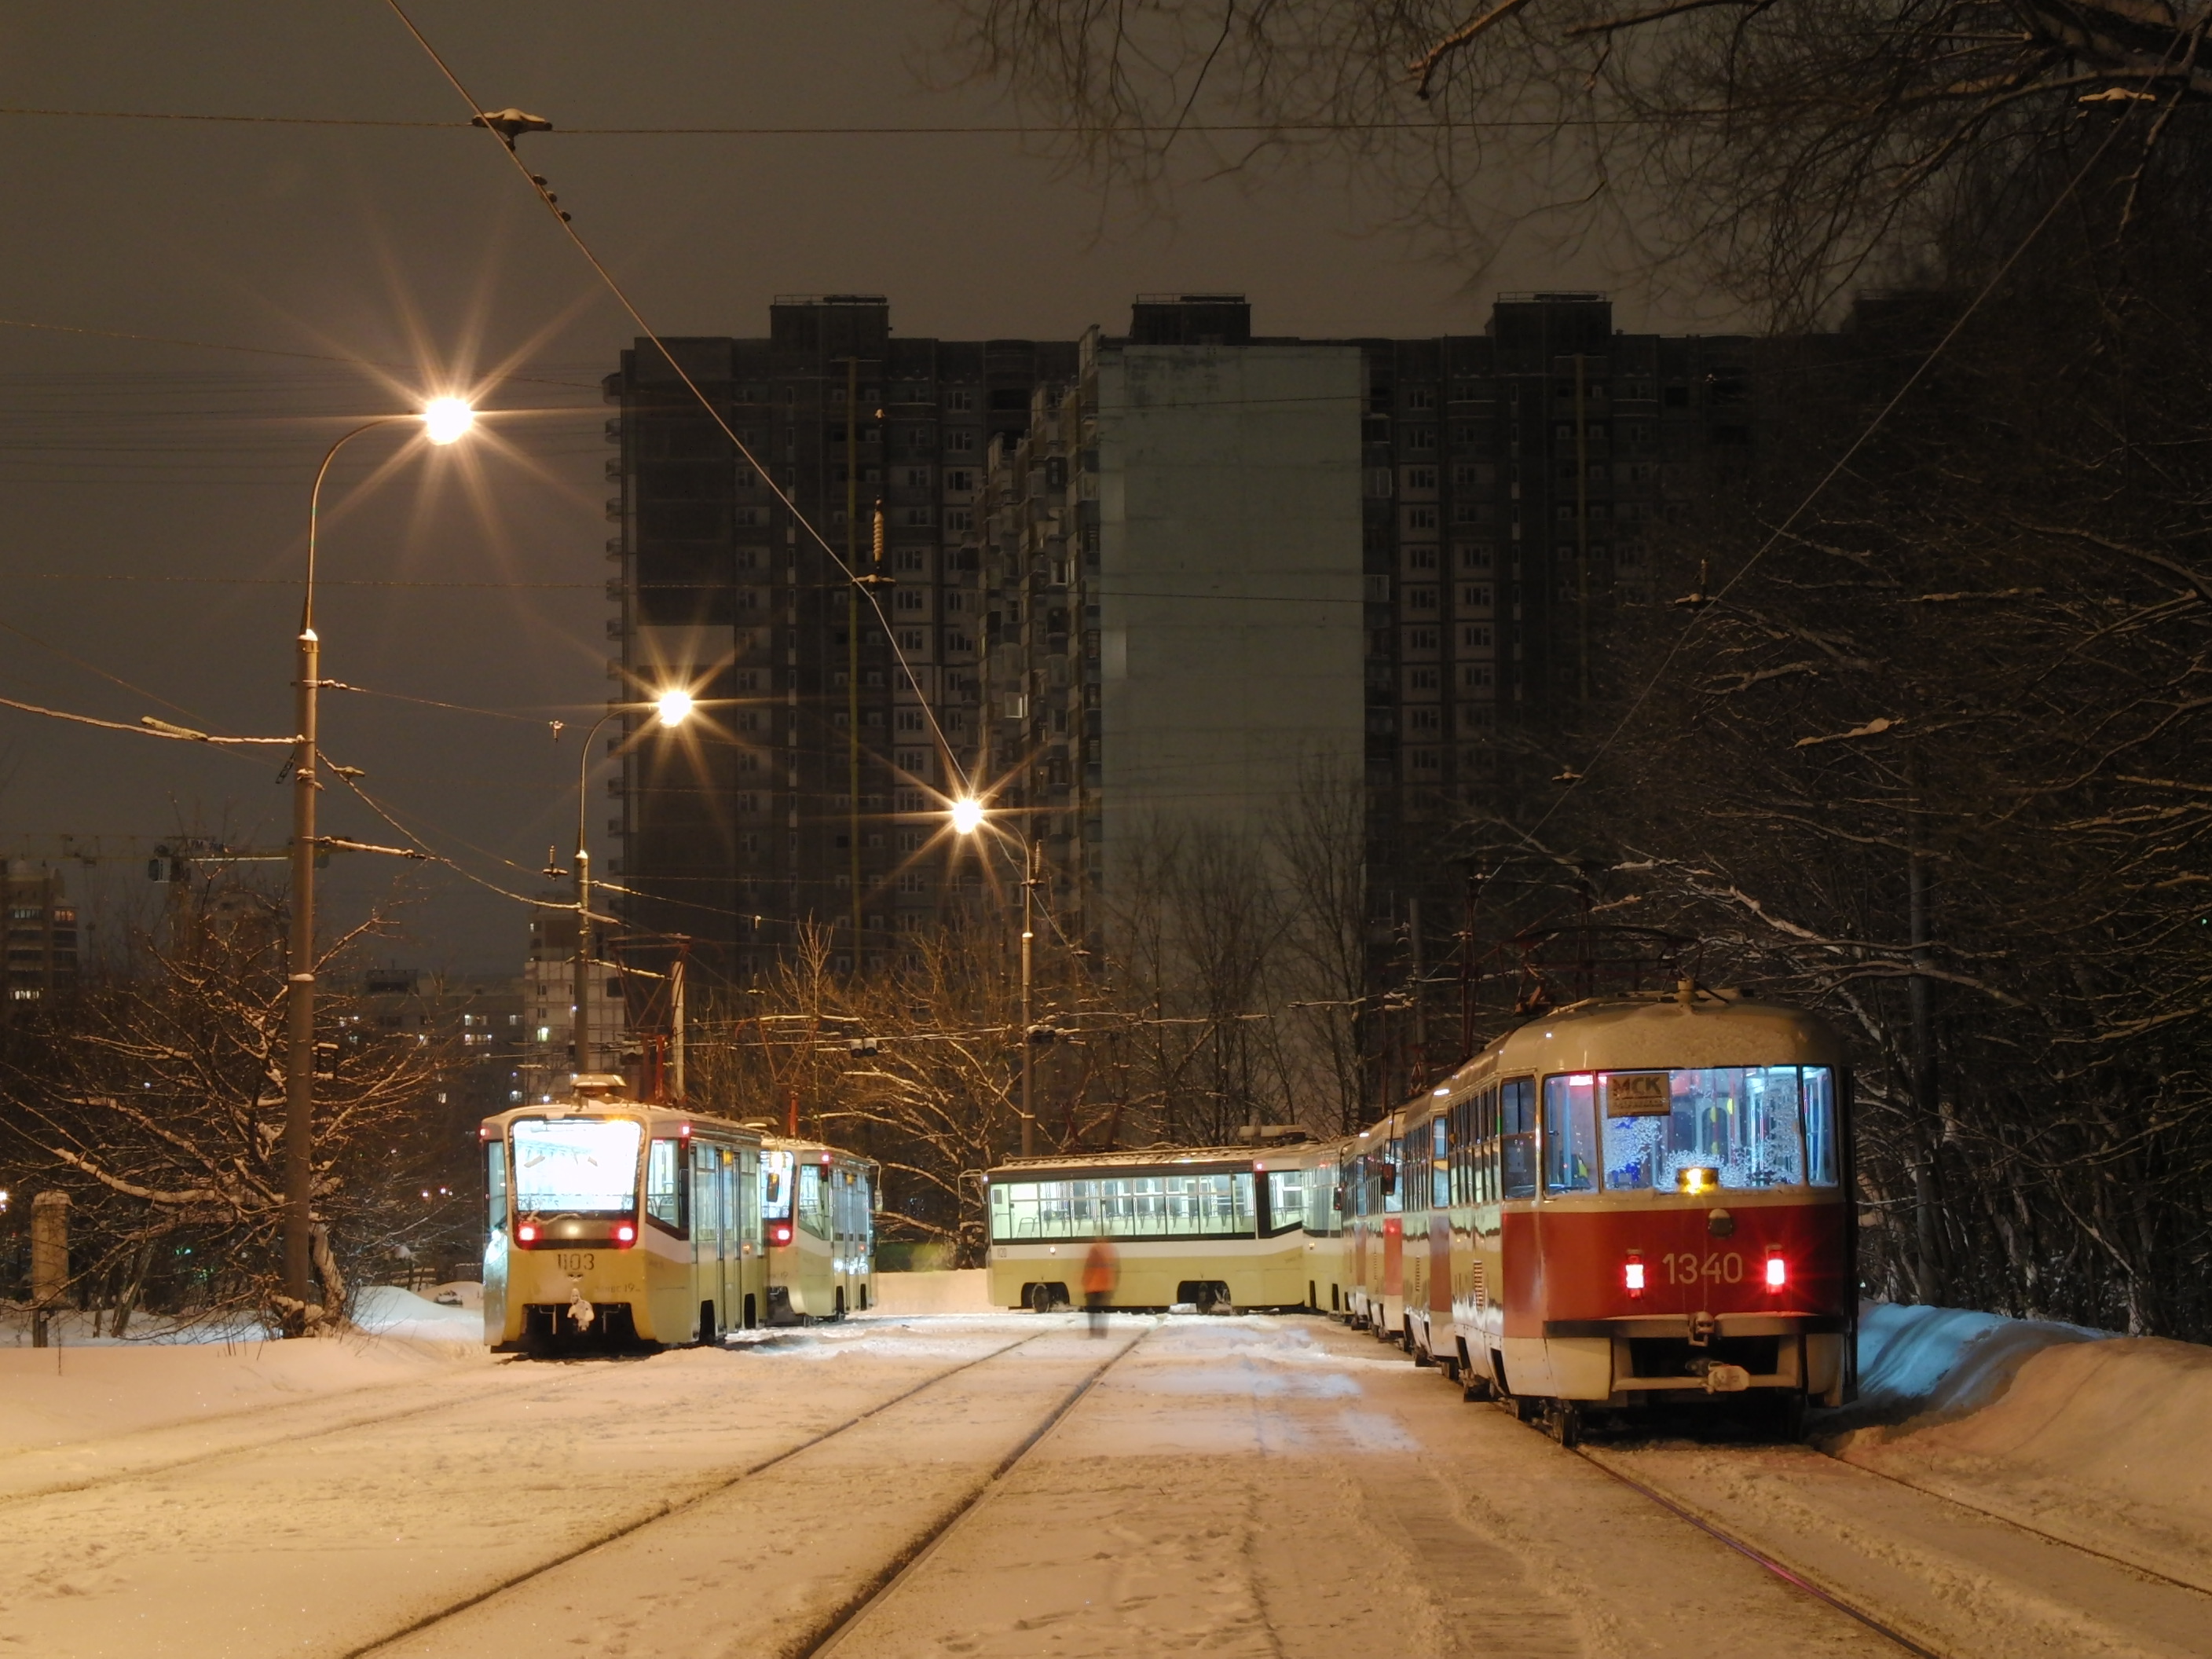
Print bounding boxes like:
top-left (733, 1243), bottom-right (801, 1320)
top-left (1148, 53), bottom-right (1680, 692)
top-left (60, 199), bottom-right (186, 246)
top-left (760, 1136), bottom-right (878, 1321)
top-left (482, 1082), bottom-right (870, 1349)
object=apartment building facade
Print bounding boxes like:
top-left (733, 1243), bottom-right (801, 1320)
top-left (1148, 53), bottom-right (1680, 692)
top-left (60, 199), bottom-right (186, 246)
top-left (603, 298), bottom-right (1076, 983)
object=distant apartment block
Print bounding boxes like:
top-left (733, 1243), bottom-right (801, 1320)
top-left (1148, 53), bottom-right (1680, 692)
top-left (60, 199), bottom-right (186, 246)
top-left (2, 864), bottom-right (78, 1009)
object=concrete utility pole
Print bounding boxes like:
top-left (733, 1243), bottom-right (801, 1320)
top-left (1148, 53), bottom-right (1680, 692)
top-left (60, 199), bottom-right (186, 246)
top-left (1020, 833), bottom-right (1037, 1158)
top-left (30, 1189), bottom-right (68, 1349)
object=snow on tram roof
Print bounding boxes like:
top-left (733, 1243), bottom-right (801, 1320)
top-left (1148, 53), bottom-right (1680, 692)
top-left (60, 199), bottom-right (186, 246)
top-left (991, 1138), bottom-right (1319, 1175)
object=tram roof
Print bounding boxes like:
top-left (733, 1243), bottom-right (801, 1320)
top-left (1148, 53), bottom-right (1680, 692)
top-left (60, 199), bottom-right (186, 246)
top-left (988, 1141), bottom-right (1319, 1178)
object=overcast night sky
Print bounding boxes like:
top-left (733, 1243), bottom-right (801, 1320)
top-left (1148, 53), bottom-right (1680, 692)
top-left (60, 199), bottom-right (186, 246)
top-left (0, 2), bottom-right (1669, 973)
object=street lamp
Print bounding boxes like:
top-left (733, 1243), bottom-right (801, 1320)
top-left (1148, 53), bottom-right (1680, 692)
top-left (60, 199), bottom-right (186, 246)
top-left (950, 798), bottom-right (1039, 1157)
top-left (285, 401), bottom-right (476, 1320)
top-left (569, 689), bottom-right (694, 1085)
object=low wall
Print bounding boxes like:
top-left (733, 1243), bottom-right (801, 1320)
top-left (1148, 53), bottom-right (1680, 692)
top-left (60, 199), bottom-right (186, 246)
top-left (867, 1269), bottom-right (995, 1317)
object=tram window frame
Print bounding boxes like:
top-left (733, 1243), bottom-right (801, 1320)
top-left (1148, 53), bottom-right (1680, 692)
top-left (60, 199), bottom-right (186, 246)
top-left (1595, 1065), bottom-right (1833, 1192)
top-left (1500, 1079), bottom-right (1538, 1199)
top-left (1382, 1136), bottom-right (1404, 1213)
top-left (486, 1137), bottom-right (507, 1232)
top-left (1432, 1116), bottom-right (1452, 1210)
top-left (797, 1162), bottom-right (832, 1240)
top-left (1265, 1169), bottom-right (1306, 1236)
top-left (1542, 1075), bottom-right (1601, 1194)
top-left (645, 1136), bottom-right (688, 1235)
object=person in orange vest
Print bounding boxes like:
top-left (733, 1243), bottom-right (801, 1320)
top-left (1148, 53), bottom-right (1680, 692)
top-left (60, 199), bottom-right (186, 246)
top-left (1081, 1236), bottom-right (1119, 1336)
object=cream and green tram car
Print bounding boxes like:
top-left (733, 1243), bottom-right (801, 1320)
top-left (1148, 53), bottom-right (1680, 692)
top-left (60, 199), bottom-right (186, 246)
top-left (984, 1146), bottom-right (1319, 1313)
top-left (482, 1082), bottom-right (767, 1351)
top-left (760, 1137), bottom-right (877, 1322)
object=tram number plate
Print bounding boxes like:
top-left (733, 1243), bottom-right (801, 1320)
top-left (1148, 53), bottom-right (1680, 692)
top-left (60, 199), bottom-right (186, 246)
top-left (556, 1252), bottom-right (597, 1273)
top-left (1661, 1251), bottom-right (1744, 1285)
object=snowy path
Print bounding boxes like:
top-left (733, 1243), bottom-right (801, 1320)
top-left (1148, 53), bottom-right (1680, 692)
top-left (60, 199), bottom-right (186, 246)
top-left (0, 1311), bottom-right (2199, 1657)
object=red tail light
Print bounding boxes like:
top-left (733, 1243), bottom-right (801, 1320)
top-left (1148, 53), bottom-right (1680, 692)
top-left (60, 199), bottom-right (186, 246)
top-left (1624, 1253), bottom-right (1646, 1297)
top-left (770, 1222), bottom-right (793, 1247)
top-left (516, 1223), bottom-right (537, 1243)
top-left (614, 1223), bottom-right (635, 1246)
top-left (1766, 1253), bottom-right (1787, 1291)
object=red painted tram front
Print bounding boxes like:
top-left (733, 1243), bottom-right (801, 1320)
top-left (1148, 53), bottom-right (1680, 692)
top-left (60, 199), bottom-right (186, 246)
top-left (1409, 992), bottom-right (1852, 1431)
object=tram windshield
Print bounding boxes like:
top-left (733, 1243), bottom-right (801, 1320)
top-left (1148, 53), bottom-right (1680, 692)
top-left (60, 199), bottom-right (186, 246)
top-left (760, 1149), bottom-right (795, 1221)
top-left (1544, 1066), bottom-right (1839, 1192)
top-left (510, 1117), bottom-right (643, 1214)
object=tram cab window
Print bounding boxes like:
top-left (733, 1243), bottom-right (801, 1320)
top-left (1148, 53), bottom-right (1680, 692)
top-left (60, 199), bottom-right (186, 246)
top-left (1596, 1066), bottom-right (1837, 1190)
top-left (486, 1138), bottom-right (507, 1231)
top-left (797, 1163), bottom-right (831, 1240)
top-left (1542, 1076), bottom-right (1601, 1193)
top-left (646, 1137), bottom-right (687, 1232)
top-left (511, 1116), bottom-right (643, 1216)
top-left (1500, 1079), bottom-right (1538, 1199)
top-left (760, 1149), bottom-right (795, 1221)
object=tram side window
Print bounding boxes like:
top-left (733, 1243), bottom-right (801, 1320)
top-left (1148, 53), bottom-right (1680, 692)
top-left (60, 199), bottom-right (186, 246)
top-left (1501, 1079), bottom-right (1537, 1199)
top-left (760, 1149), bottom-right (794, 1221)
top-left (1433, 1117), bottom-right (1452, 1209)
top-left (1266, 1170), bottom-right (1306, 1236)
top-left (1481, 1086), bottom-right (1500, 1203)
top-left (1804, 1068), bottom-right (1839, 1185)
top-left (1382, 1137), bottom-right (1403, 1214)
top-left (1310, 1160), bottom-right (1339, 1236)
top-left (797, 1163), bottom-right (831, 1240)
top-left (486, 1139), bottom-right (507, 1232)
top-left (646, 1137), bottom-right (687, 1232)
top-left (1542, 1076), bottom-right (1600, 1193)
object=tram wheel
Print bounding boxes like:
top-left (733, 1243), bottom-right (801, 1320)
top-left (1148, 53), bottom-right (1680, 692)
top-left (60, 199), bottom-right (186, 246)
top-left (1462, 1375), bottom-right (1494, 1403)
top-left (1029, 1283), bottom-right (1054, 1314)
top-left (1550, 1404), bottom-right (1584, 1448)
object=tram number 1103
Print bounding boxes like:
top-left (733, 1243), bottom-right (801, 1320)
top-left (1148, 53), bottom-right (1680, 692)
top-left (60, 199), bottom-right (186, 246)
top-left (1660, 1251), bottom-right (1745, 1286)
top-left (555, 1252), bottom-right (597, 1273)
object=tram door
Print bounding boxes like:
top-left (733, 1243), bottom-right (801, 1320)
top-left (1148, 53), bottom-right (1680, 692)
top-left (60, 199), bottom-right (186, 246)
top-left (690, 1145), bottom-right (724, 1339)
top-left (834, 1165), bottom-right (872, 1312)
top-left (732, 1145), bottom-right (760, 1328)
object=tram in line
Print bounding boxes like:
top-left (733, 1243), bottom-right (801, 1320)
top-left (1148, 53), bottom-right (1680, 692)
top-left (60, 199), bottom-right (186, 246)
top-left (984, 1141), bottom-right (1331, 1313)
top-left (479, 1077), bottom-right (877, 1351)
top-left (1339, 987), bottom-right (1853, 1439)
top-left (761, 1136), bottom-right (877, 1321)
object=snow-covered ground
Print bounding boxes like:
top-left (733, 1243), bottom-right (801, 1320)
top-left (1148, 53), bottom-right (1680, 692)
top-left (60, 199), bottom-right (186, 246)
top-left (0, 1298), bottom-right (2201, 1657)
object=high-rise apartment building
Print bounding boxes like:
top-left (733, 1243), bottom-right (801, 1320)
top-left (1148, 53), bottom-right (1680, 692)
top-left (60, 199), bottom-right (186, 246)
top-left (603, 300), bottom-right (1076, 983)
top-left (980, 295), bottom-right (1752, 972)
top-left (2, 864), bottom-right (77, 1011)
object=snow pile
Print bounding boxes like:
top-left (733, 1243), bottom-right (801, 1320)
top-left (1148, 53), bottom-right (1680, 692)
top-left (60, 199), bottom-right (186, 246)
top-left (1828, 1302), bottom-right (2212, 1591)
top-left (1843, 1298), bottom-right (2108, 1424)
top-left (352, 1284), bottom-right (481, 1346)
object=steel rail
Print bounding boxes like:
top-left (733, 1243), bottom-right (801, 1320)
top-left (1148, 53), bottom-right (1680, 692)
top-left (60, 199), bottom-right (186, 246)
top-left (798, 1321), bottom-right (1156, 1657)
top-left (1573, 1444), bottom-right (1947, 1659)
top-left (338, 1326), bottom-right (1064, 1658)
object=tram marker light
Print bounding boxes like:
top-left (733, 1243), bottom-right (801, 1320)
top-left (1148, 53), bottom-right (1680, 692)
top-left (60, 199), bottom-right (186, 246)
top-left (615, 1223), bottom-right (636, 1246)
top-left (1624, 1253), bottom-right (1646, 1297)
top-left (517, 1223), bottom-right (538, 1243)
top-left (770, 1222), bottom-right (793, 1247)
top-left (1765, 1252), bottom-right (1787, 1291)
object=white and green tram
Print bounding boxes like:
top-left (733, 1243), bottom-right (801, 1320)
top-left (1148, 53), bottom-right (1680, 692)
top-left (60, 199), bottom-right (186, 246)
top-left (984, 1144), bottom-right (1330, 1313)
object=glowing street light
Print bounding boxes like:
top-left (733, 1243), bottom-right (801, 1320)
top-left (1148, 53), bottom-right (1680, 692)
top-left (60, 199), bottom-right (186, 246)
top-left (655, 687), bottom-right (695, 728)
top-left (421, 397), bottom-right (476, 445)
top-left (949, 796), bottom-right (984, 837)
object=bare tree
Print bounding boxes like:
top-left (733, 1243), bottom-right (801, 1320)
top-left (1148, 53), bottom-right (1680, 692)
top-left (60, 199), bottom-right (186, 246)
top-left (0, 878), bottom-right (450, 1335)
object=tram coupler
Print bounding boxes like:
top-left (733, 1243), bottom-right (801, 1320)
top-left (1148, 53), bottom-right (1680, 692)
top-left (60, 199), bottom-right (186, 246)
top-left (1687, 1310), bottom-right (1717, 1348)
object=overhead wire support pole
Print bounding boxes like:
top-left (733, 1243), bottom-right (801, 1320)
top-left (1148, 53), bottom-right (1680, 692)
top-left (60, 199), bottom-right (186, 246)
top-left (1020, 830), bottom-right (1036, 1159)
top-left (846, 357), bottom-right (862, 966)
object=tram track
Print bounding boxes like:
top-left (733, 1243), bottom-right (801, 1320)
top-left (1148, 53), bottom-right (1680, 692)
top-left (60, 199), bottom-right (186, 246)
top-left (1569, 1443), bottom-right (1946, 1658)
top-left (342, 1323), bottom-right (1078, 1659)
top-left (795, 1320), bottom-right (1154, 1658)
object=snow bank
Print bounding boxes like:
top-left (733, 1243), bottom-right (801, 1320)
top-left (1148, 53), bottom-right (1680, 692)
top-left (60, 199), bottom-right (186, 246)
top-left (1841, 1298), bottom-right (2108, 1425)
top-left (866, 1269), bottom-right (994, 1317)
top-left (352, 1285), bottom-right (481, 1346)
top-left (1827, 1302), bottom-right (2212, 1591)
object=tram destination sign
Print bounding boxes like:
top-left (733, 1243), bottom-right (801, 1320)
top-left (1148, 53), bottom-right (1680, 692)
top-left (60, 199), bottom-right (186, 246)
top-left (1602, 1072), bottom-right (1672, 1118)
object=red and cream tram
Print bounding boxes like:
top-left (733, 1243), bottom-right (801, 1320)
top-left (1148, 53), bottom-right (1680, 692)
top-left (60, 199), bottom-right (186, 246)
top-left (1345, 988), bottom-right (1853, 1440)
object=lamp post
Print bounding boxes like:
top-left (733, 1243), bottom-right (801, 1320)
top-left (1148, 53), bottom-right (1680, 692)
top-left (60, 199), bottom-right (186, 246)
top-left (948, 796), bottom-right (1038, 1157)
top-left (569, 688), bottom-right (693, 1085)
top-left (285, 398), bottom-right (475, 1317)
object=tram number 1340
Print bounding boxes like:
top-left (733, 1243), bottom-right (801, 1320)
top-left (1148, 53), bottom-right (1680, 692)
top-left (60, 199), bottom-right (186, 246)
top-left (1660, 1251), bottom-right (1748, 1285)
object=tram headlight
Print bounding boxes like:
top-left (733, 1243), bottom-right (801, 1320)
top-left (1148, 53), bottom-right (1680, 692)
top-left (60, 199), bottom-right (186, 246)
top-left (1765, 1251), bottom-right (1787, 1291)
top-left (1675, 1166), bottom-right (1720, 1196)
